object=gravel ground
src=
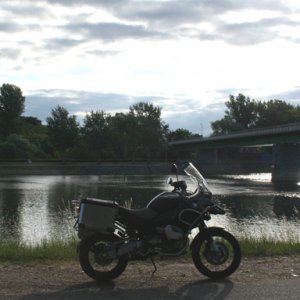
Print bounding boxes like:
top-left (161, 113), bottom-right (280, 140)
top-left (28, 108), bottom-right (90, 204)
top-left (0, 256), bottom-right (300, 299)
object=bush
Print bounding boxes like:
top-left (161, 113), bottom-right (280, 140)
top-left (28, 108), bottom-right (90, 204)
top-left (0, 134), bottom-right (47, 159)
top-left (0, 141), bottom-right (17, 158)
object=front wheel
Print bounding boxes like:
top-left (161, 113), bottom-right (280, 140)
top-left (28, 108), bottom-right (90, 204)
top-left (78, 234), bottom-right (128, 282)
top-left (192, 227), bottom-right (241, 279)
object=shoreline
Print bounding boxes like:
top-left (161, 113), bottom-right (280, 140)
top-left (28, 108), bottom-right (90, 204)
top-left (0, 161), bottom-right (271, 176)
top-left (1, 237), bottom-right (300, 262)
top-left (0, 161), bottom-right (171, 176)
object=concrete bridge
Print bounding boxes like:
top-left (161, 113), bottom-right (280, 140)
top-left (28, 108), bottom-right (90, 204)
top-left (169, 122), bottom-right (300, 184)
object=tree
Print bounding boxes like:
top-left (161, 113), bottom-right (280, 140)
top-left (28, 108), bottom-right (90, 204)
top-left (107, 112), bottom-right (137, 160)
top-left (129, 102), bottom-right (168, 160)
top-left (225, 94), bottom-right (258, 129)
top-left (211, 115), bottom-right (241, 135)
top-left (46, 106), bottom-right (79, 156)
top-left (212, 94), bottom-right (258, 135)
top-left (211, 94), bottom-right (300, 135)
top-left (210, 94), bottom-right (256, 134)
top-left (167, 128), bottom-right (201, 160)
top-left (0, 83), bottom-right (25, 138)
top-left (82, 110), bottom-right (109, 160)
top-left (167, 128), bottom-right (201, 141)
top-left (256, 100), bottom-right (300, 127)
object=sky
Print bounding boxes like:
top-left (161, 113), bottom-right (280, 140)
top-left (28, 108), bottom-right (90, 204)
top-left (1, 0), bottom-right (300, 136)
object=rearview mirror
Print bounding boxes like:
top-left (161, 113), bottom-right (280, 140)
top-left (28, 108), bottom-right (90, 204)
top-left (166, 177), bottom-right (173, 185)
top-left (171, 164), bottom-right (178, 173)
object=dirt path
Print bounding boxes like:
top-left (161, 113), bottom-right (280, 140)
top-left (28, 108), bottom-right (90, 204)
top-left (1, 256), bottom-right (300, 299)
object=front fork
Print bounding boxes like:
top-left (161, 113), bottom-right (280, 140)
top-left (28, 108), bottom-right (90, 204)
top-left (190, 223), bottom-right (223, 250)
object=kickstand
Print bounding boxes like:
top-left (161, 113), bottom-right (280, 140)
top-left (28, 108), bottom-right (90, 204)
top-left (150, 257), bottom-right (157, 277)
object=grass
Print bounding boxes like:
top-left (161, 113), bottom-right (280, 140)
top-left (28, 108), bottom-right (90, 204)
top-left (0, 238), bottom-right (78, 262)
top-left (1, 236), bottom-right (300, 262)
top-left (239, 237), bottom-right (300, 256)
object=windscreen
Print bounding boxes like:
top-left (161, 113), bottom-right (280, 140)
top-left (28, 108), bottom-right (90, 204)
top-left (184, 163), bottom-right (211, 193)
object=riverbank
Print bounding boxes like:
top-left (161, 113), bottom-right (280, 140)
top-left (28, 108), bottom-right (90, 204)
top-left (0, 160), bottom-right (271, 176)
top-left (1, 237), bottom-right (300, 262)
top-left (0, 161), bottom-right (171, 176)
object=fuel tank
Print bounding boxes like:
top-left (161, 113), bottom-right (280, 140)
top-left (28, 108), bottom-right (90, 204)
top-left (147, 192), bottom-right (183, 213)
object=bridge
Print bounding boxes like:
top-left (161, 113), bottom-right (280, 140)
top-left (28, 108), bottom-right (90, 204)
top-left (169, 122), bottom-right (300, 184)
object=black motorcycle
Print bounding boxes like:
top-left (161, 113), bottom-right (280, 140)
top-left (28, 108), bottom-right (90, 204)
top-left (74, 162), bottom-right (241, 282)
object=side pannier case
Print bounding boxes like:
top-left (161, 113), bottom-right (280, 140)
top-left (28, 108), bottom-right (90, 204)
top-left (78, 198), bottom-right (118, 234)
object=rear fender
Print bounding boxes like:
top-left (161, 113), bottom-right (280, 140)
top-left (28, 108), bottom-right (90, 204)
top-left (190, 226), bottom-right (224, 250)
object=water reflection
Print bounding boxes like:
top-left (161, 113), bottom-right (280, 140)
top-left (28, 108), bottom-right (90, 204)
top-left (273, 195), bottom-right (300, 219)
top-left (0, 173), bottom-right (299, 244)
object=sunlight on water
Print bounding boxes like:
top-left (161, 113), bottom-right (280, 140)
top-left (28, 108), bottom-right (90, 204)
top-left (222, 173), bottom-right (272, 182)
top-left (0, 173), bottom-right (300, 244)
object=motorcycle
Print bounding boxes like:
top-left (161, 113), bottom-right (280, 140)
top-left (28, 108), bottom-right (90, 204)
top-left (73, 162), bottom-right (241, 282)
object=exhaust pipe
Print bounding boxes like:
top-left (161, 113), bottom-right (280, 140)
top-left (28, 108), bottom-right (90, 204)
top-left (117, 240), bottom-right (142, 256)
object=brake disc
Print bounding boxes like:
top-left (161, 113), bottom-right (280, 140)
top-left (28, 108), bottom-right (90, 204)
top-left (93, 243), bottom-right (114, 266)
top-left (204, 241), bottom-right (229, 265)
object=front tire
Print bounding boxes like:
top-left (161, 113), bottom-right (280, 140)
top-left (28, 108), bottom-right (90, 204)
top-left (78, 234), bottom-right (128, 282)
top-left (192, 227), bottom-right (241, 279)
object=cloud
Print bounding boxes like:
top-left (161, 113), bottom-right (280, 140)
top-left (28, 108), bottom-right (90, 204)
top-left (163, 101), bottom-right (226, 135)
top-left (2, 0), bottom-right (300, 138)
top-left (265, 88), bottom-right (300, 103)
top-left (215, 17), bottom-right (300, 45)
top-left (0, 22), bottom-right (22, 33)
top-left (1, 2), bottom-right (48, 18)
top-left (24, 89), bottom-right (226, 135)
top-left (25, 89), bottom-right (137, 123)
top-left (44, 38), bottom-right (86, 51)
top-left (23, 86), bottom-right (300, 136)
top-left (0, 48), bottom-right (20, 60)
top-left (86, 49), bottom-right (120, 57)
top-left (62, 22), bottom-right (168, 42)
top-left (0, 0), bottom-right (299, 70)
top-left (45, 0), bottom-right (290, 27)
top-left (43, 0), bottom-right (121, 7)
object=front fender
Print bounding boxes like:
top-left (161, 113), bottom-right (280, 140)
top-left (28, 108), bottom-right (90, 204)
top-left (190, 226), bottom-right (225, 250)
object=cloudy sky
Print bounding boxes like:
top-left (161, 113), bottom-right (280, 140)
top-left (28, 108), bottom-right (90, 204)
top-left (1, 0), bottom-right (300, 136)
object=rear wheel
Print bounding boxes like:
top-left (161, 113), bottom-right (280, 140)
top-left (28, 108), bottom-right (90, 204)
top-left (192, 227), bottom-right (241, 279)
top-left (78, 234), bottom-right (128, 282)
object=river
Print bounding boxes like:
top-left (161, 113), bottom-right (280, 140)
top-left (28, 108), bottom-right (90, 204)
top-left (0, 173), bottom-right (299, 244)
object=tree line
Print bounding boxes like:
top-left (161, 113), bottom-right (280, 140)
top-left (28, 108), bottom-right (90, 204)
top-left (1, 84), bottom-right (300, 161)
top-left (0, 83), bottom-right (199, 160)
top-left (211, 93), bottom-right (300, 135)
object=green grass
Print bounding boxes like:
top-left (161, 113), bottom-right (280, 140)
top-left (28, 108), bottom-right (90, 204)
top-left (1, 237), bottom-right (300, 262)
top-left (0, 238), bottom-right (78, 262)
top-left (239, 237), bottom-right (300, 257)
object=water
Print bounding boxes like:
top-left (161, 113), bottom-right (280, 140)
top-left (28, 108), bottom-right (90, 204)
top-left (0, 173), bottom-right (299, 244)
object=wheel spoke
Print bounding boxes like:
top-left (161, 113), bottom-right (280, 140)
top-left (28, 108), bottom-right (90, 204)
top-left (79, 235), bottom-right (129, 282)
top-left (200, 237), bottom-right (234, 272)
top-left (192, 228), bottom-right (241, 279)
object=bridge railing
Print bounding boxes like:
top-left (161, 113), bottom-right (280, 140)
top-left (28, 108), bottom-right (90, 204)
top-left (169, 122), bottom-right (300, 145)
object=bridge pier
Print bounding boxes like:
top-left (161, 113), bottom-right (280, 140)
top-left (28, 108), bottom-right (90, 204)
top-left (196, 148), bottom-right (218, 164)
top-left (272, 143), bottom-right (300, 185)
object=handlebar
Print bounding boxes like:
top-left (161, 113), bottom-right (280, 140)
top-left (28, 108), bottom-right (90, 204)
top-left (170, 180), bottom-right (187, 191)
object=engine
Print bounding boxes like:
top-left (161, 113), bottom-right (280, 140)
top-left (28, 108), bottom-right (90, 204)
top-left (146, 225), bottom-right (189, 255)
top-left (163, 224), bottom-right (184, 240)
top-left (129, 224), bottom-right (189, 258)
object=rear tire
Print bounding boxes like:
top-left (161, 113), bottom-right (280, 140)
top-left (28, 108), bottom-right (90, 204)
top-left (78, 234), bottom-right (128, 282)
top-left (192, 227), bottom-right (241, 279)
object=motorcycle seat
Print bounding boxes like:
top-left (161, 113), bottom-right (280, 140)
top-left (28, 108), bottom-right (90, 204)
top-left (118, 206), bottom-right (157, 224)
